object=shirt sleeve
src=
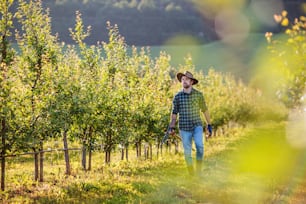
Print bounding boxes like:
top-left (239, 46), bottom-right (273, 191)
top-left (200, 93), bottom-right (208, 112)
top-left (172, 95), bottom-right (179, 115)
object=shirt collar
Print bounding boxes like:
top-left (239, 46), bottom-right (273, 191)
top-left (182, 87), bottom-right (194, 95)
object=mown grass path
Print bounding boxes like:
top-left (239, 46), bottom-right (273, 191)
top-left (138, 122), bottom-right (306, 204)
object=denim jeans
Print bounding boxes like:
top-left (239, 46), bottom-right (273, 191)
top-left (179, 126), bottom-right (204, 166)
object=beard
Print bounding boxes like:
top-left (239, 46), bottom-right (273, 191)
top-left (183, 83), bottom-right (191, 89)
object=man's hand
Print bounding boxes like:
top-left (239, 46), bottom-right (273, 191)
top-left (161, 126), bottom-right (175, 145)
top-left (207, 124), bottom-right (212, 137)
top-left (168, 127), bottom-right (175, 135)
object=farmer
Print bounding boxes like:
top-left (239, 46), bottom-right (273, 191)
top-left (169, 71), bottom-right (212, 176)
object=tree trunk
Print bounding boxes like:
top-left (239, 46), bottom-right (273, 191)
top-left (135, 143), bottom-right (139, 158)
top-left (105, 134), bottom-right (111, 164)
top-left (0, 154), bottom-right (5, 191)
top-left (121, 148), bottom-right (124, 160)
top-left (88, 146), bottom-right (92, 171)
top-left (1, 119), bottom-right (6, 191)
top-left (105, 150), bottom-right (111, 164)
top-left (105, 151), bottom-right (108, 163)
top-left (39, 141), bottom-right (44, 182)
top-left (0, 7), bottom-right (11, 191)
top-left (144, 143), bottom-right (149, 160)
top-left (159, 142), bottom-right (163, 156)
top-left (82, 144), bottom-right (86, 170)
top-left (34, 151), bottom-right (39, 181)
top-left (149, 143), bottom-right (152, 160)
top-left (125, 145), bottom-right (128, 161)
top-left (63, 130), bottom-right (71, 175)
top-left (139, 141), bottom-right (141, 158)
top-left (87, 128), bottom-right (93, 171)
top-left (108, 150), bottom-right (111, 163)
top-left (156, 139), bottom-right (160, 158)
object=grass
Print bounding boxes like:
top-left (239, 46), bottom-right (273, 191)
top-left (1, 122), bottom-right (306, 203)
top-left (140, 122), bottom-right (306, 204)
top-left (149, 33), bottom-right (266, 81)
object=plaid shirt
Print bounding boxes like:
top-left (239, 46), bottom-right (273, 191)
top-left (172, 88), bottom-right (208, 131)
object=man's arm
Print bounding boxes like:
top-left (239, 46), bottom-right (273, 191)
top-left (203, 110), bottom-right (211, 125)
top-left (169, 114), bottom-right (177, 128)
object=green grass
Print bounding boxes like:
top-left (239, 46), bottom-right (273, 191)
top-left (139, 122), bottom-right (306, 204)
top-left (149, 33), bottom-right (266, 81)
top-left (1, 122), bottom-right (306, 203)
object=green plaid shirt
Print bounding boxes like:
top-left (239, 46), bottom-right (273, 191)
top-left (172, 88), bottom-right (208, 132)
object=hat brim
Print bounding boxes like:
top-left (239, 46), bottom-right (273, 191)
top-left (177, 73), bottom-right (198, 85)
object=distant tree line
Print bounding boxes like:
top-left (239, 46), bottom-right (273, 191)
top-left (8, 0), bottom-right (305, 46)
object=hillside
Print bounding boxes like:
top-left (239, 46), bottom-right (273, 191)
top-left (35, 0), bottom-right (305, 46)
top-left (149, 33), bottom-right (266, 81)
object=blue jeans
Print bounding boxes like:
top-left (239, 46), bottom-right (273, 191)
top-left (179, 126), bottom-right (204, 166)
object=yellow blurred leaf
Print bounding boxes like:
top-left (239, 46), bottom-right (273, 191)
top-left (281, 18), bottom-right (289, 26)
top-left (281, 10), bottom-right (288, 17)
top-left (285, 29), bottom-right (291, 35)
top-left (300, 16), bottom-right (306, 22)
top-left (292, 25), bottom-right (300, 31)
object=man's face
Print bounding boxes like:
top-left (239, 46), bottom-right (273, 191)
top-left (181, 76), bottom-right (193, 89)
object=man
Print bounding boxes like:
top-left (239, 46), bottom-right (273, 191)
top-left (169, 71), bottom-right (212, 176)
